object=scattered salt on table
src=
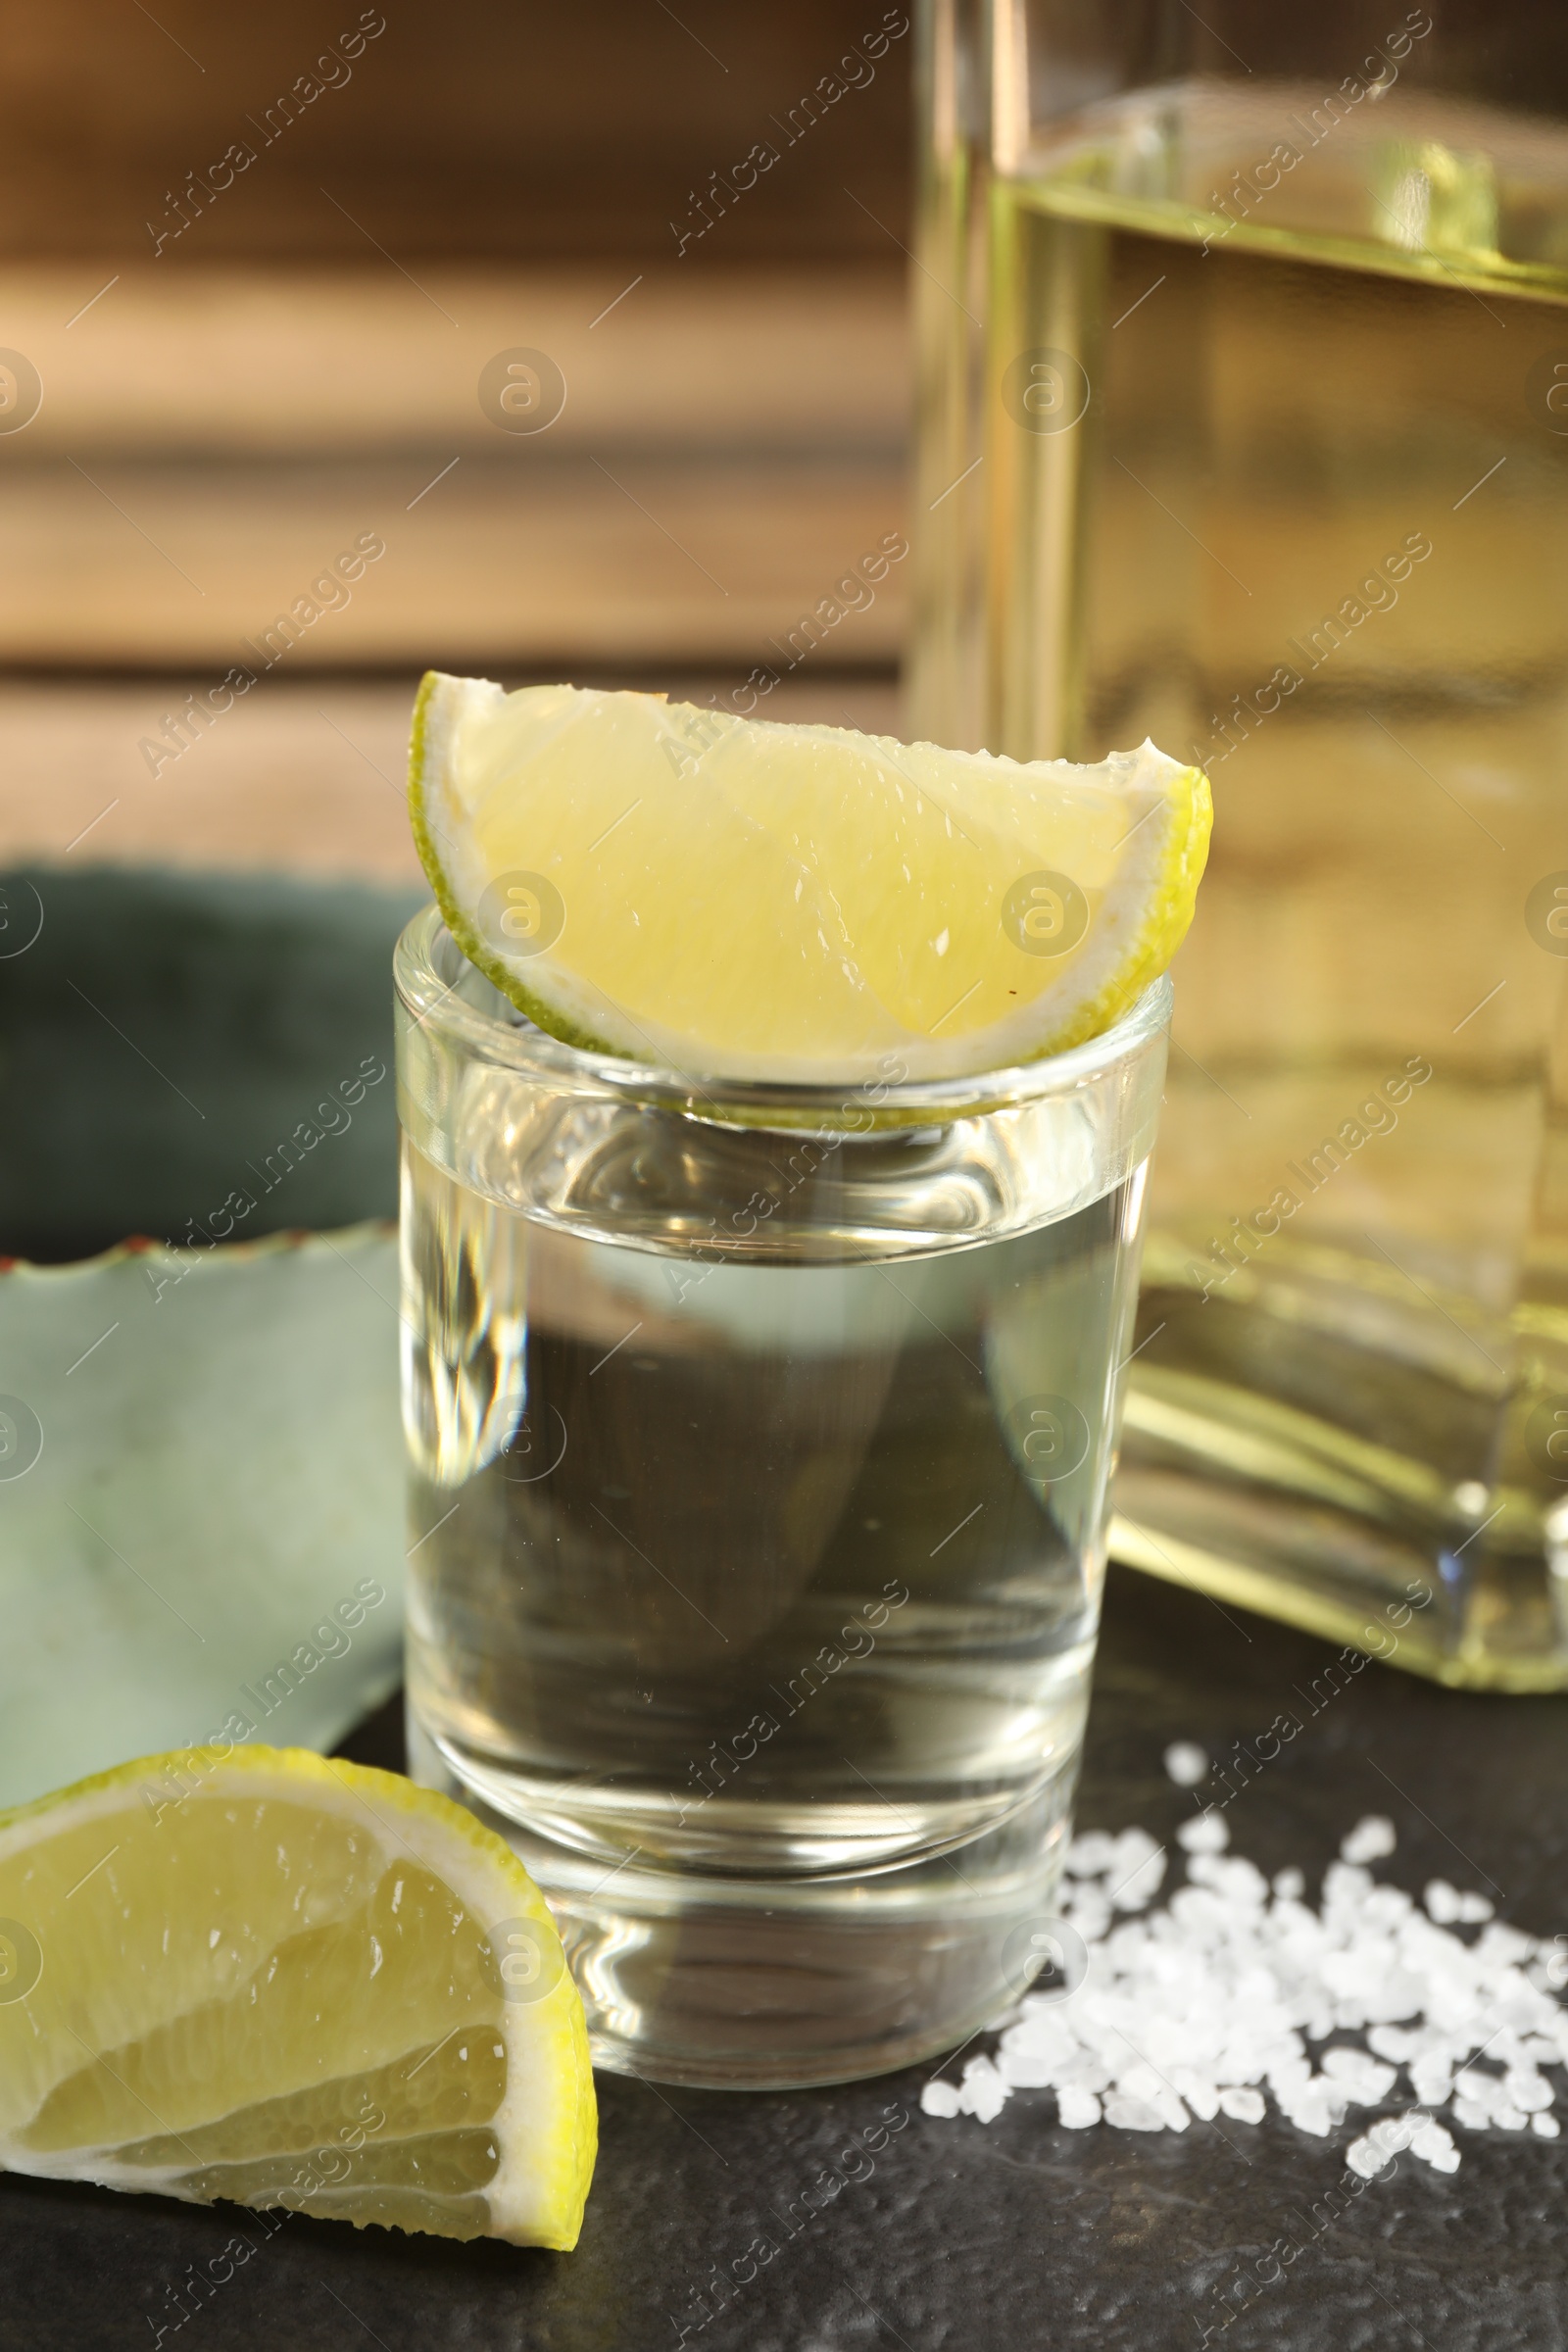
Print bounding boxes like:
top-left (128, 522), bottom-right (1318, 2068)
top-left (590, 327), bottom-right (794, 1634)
top-left (921, 1772), bottom-right (1566, 2182)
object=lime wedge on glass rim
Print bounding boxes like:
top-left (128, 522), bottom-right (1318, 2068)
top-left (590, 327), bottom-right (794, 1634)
top-left (0, 1745), bottom-right (596, 2247)
top-left (410, 674), bottom-right (1211, 1083)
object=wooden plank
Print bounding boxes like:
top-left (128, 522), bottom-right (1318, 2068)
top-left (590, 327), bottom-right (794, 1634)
top-left (0, 2), bottom-right (911, 265)
top-left (0, 267), bottom-right (908, 665)
top-left (0, 454), bottom-right (907, 666)
top-left (6, 267), bottom-right (906, 453)
top-left (0, 677), bottom-right (904, 881)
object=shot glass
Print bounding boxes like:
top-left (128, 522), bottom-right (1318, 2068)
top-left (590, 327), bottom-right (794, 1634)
top-left (395, 904), bottom-right (1168, 2087)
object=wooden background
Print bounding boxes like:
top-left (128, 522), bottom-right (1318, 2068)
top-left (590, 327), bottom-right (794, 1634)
top-left (0, 1), bottom-right (913, 873)
top-left (3, 0), bottom-right (912, 264)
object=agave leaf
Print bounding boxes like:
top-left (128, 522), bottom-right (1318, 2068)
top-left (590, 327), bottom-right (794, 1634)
top-left (0, 1223), bottom-right (403, 1806)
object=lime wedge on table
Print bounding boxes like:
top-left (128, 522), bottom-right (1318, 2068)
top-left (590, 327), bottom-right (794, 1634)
top-left (0, 1746), bottom-right (596, 2247)
top-left (410, 674), bottom-right (1211, 1084)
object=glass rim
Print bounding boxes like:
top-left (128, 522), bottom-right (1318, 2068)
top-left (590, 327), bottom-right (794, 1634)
top-left (394, 901), bottom-right (1171, 1124)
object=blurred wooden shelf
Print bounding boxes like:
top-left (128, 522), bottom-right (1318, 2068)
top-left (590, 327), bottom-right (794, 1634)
top-left (0, 266), bottom-right (908, 669)
top-left (0, 675), bottom-right (904, 884)
top-left (0, 453), bottom-right (906, 668)
top-left (0, 1), bottom-right (911, 267)
top-left (6, 268), bottom-right (905, 455)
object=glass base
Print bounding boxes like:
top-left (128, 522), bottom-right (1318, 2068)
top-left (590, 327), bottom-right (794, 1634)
top-left (1111, 1497), bottom-right (1568, 1693)
top-left (407, 1710), bottom-right (1073, 2089)
top-left (1117, 1274), bottom-right (1568, 1692)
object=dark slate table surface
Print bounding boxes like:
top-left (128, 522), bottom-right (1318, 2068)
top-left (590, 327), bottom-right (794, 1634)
top-left (7, 1564), bottom-right (1566, 2352)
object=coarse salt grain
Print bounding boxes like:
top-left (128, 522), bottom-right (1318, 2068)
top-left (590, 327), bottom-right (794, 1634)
top-left (1164, 1741), bottom-right (1209, 1787)
top-left (1340, 1815), bottom-right (1396, 1866)
top-left (1410, 2118), bottom-right (1459, 2173)
top-left (1057, 2084), bottom-right (1102, 2129)
top-left (920, 2079), bottom-right (961, 2118)
top-left (1105, 1826), bottom-right (1166, 1909)
top-left (920, 1762), bottom-right (1567, 2185)
top-left (1102, 2091), bottom-right (1167, 2132)
top-left (1321, 2048), bottom-right (1397, 2102)
top-left (958, 2054), bottom-right (1011, 2123)
top-left (1064, 1831), bottom-right (1119, 1878)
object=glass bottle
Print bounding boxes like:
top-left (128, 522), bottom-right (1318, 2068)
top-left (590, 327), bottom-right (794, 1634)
top-left (910, 0), bottom-right (1568, 1687)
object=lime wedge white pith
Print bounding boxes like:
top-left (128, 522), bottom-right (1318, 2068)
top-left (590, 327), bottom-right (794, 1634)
top-left (410, 675), bottom-right (1210, 1084)
top-left (0, 1746), bottom-right (596, 2247)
